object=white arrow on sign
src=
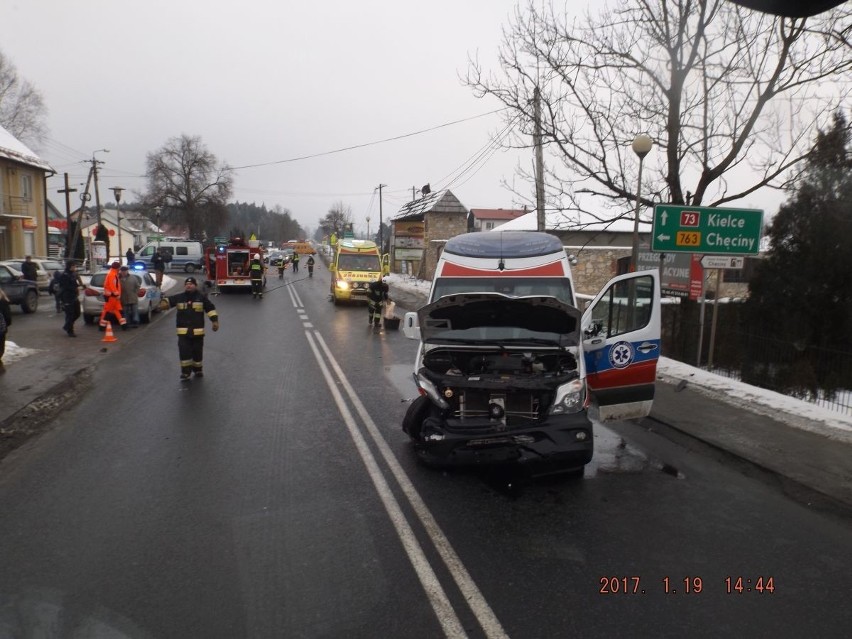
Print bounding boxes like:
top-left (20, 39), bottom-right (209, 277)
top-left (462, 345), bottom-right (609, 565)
top-left (656, 233), bottom-right (671, 242)
top-left (700, 255), bottom-right (745, 269)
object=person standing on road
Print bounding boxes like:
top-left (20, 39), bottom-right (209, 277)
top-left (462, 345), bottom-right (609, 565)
top-left (119, 266), bottom-right (141, 328)
top-left (249, 255), bottom-right (264, 299)
top-left (0, 289), bottom-right (11, 365)
top-left (21, 255), bottom-right (38, 283)
top-left (367, 276), bottom-right (390, 328)
top-left (291, 251), bottom-right (300, 274)
top-left (126, 247), bottom-right (135, 266)
top-left (99, 260), bottom-right (127, 331)
top-left (152, 248), bottom-right (166, 288)
top-left (57, 261), bottom-right (82, 337)
top-left (306, 255), bottom-right (315, 277)
top-left (48, 270), bottom-right (62, 312)
top-left (159, 276), bottom-right (219, 380)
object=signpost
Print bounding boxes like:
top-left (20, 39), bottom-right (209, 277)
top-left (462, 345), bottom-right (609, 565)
top-left (652, 205), bottom-right (763, 254)
top-left (700, 255), bottom-right (745, 269)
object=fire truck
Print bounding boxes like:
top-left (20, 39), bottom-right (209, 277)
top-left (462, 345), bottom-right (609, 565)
top-left (205, 237), bottom-right (265, 292)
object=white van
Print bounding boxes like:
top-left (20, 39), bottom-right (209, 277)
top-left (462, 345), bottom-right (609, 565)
top-left (401, 231), bottom-right (661, 475)
top-left (134, 240), bottom-right (205, 273)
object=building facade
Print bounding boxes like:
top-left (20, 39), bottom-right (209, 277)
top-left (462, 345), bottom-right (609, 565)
top-left (0, 126), bottom-right (53, 260)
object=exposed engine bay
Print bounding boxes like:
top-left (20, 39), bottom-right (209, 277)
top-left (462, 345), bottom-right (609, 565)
top-left (418, 347), bottom-right (579, 430)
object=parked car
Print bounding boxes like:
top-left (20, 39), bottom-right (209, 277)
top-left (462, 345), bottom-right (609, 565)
top-left (81, 267), bottom-right (163, 325)
top-left (0, 263), bottom-right (39, 313)
top-left (3, 257), bottom-right (65, 292)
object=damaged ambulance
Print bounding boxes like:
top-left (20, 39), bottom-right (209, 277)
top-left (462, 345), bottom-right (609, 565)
top-left (401, 231), bottom-right (661, 475)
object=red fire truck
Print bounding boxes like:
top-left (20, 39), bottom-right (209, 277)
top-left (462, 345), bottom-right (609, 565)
top-left (205, 237), bottom-right (265, 292)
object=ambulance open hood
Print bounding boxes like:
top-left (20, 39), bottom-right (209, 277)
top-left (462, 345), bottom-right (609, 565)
top-left (417, 293), bottom-right (582, 346)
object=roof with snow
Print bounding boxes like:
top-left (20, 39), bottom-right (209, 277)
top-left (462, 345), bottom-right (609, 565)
top-left (470, 208), bottom-right (529, 221)
top-left (392, 189), bottom-right (467, 221)
top-left (496, 209), bottom-right (653, 233)
top-left (0, 124), bottom-right (53, 172)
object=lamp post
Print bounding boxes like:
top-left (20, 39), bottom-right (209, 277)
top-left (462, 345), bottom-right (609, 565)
top-left (154, 206), bottom-right (162, 250)
top-left (110, 186), bottom-right (124, 263)
top-left (366, 215), bottom-right (371, 240)
top-left (630, 133), bottom-right (653, 272)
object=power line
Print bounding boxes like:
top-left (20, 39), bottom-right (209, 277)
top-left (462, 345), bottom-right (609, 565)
top-left (230, 108), bottom-right (508, 170)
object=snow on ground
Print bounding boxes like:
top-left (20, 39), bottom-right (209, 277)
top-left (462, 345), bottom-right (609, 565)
top-left (386, 273), bottom-right (852, 439)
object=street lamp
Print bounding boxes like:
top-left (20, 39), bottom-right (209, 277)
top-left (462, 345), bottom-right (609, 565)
top-left (154, 206), bottom-right (162, 251)
top-left (366, 215), bottom-right (371, 239)
top-left (110, 186), bottom-right (124, 263)
top-left (630, 133), bottom-right (654, 272)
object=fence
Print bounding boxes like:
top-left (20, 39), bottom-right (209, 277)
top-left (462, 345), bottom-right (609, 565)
top-left (661, 302), bottom-right (852, 416)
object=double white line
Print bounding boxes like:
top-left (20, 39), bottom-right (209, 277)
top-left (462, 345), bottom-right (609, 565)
top-left (293, 285), bottom-right (507, 638)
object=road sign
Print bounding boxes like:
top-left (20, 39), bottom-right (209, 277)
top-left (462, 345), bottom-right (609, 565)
top-left (700, 255), bottom-right (745, 269)
top-left (652, 205), bottom-right (763, 255)
top-left (637, 249), bottom-right (703, 300)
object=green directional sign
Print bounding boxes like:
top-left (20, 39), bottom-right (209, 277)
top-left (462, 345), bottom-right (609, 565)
top-left (652, 204), bottom-right (763, 255)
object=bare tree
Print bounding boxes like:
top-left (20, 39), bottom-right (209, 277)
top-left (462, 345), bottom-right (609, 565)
top-left (318, 201), bottom-right (352, 238)
top-left (144, 134), bottom-right (233, 240)
top-left (0, 49), bottom-right (48, 146)
top-left (466, 0), bottom-right (852, 223)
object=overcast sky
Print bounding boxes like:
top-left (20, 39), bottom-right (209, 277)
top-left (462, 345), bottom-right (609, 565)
top-left (2, 0), bottom-right (794, 239)
top-left (1, 0), bottom-right (570, 236)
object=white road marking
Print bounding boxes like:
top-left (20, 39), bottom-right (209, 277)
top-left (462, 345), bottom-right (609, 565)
top-left (304, 331), bottom-right (469, 639)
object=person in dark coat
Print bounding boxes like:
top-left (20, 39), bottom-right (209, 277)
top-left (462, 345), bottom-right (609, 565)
top-left (57, 261), bottom-right (83, 337)
top-left (21, 256), bottom-right (38, 283)
top-left (0, 289), bottom-right (11, 364)
top-left (367, 276), bottom-right (390, 328)
top-left (159, 277), bottom-right (219, 379)
top-left (151, 248), bottom-right (166, 288)
top-left (48, 270), bottom-right (63, 312)
top-left (126, 247), bottom-right (135, 266)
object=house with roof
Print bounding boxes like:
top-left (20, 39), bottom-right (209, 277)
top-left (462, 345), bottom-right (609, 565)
top-left (389, 189), bottom-right (468, 280)
top-left (0, 124), bottom-right (54, 260)
top-left (79, 207), bottom-right (162, 262)
top-left (468, 207), bottom-right (529, 232)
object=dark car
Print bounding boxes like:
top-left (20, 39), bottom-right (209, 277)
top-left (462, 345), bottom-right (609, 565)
top-left (0, 263), bottom-right (39, 313)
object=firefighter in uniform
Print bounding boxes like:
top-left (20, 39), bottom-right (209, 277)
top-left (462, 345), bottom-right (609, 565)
top-left (250, 255), bottom-right (264, 298)
top-left (367, 276), bottom-right (390, 328)
top-left (99, 261), bottom-right (127, 330)
top-left (159, 277), bottom-right (219, 379)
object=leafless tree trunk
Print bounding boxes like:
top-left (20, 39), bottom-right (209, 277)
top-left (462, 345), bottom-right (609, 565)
top-left (465, 0), bottom-right (851, 224)
top-left (319, 201), bottom-right (353, 238)
top-left (144, 135), bottom-right (233, 240)
top-left (0, 49), bottom-right (48, 147)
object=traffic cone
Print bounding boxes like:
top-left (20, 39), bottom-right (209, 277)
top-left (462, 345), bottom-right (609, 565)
top-left (101, 321), bottom-right (118, 343)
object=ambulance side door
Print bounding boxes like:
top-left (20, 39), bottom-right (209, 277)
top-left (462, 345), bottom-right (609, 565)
top-left (581, 270), bottom-right (661, 421)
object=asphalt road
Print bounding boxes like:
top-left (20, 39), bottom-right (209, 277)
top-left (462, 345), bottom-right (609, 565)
top-left (0, 268), bottom-right (850, 638)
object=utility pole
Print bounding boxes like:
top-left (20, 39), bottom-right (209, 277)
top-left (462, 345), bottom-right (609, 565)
top-left (377, 183), bottom-right (386, 254)
top-left (57, 174), bottom-right (77, 260)
top-left (90, 149), bottom-right (109, 228)
top-left (533, 86), bottom-right (546, 232)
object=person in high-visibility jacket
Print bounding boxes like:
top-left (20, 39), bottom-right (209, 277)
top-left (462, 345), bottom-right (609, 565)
top-left (249, 255), bottom-right (264, 298)
top-left (159, 277), bottom-right (219, 380)
top-left (99, 261), bottom-right (127, 330)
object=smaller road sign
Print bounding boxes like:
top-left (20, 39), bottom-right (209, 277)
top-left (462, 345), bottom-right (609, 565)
top-left (652, 205), bottom-right (763, 255)
top-left (700, 255), bottom-right (745, 269)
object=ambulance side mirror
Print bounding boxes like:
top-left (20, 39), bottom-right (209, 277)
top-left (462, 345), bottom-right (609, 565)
top-left (402, 311), bottom-right (420, 340)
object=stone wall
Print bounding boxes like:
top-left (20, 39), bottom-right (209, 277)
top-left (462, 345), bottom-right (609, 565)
top-left (422, 212), bottom-right (468, 280)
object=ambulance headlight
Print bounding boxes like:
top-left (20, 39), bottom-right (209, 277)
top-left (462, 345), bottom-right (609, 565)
top-left (415, 373), bottom-right (449, 410)
top-left (335, 279), bottom-right (349, 290)
top-left (549, 379), bottom-right (585, 415)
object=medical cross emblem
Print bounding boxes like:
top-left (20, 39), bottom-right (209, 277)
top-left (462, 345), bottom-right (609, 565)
top-left (609, 341), bottom-right (634, 369)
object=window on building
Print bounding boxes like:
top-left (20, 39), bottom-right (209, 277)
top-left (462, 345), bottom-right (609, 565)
top-left (484, 221), bottom-right (495, 230)
top-left (21, 174), bottom-right (33, 202)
